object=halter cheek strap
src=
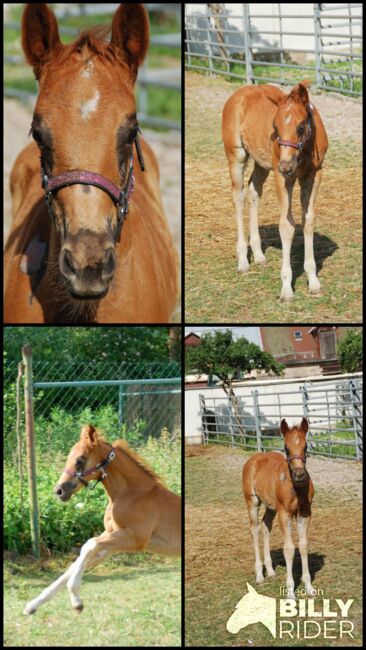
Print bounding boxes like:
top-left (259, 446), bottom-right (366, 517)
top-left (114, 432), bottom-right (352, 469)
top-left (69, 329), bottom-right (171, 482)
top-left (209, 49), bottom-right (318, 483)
top-left (63, 447), bottom-right (116, 490)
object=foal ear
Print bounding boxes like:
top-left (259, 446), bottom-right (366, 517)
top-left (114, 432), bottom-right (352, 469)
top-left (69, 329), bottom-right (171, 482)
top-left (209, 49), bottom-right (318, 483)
top-left (22, 4), bottom-right (62, 80)
top-left (280, 419), bottom-right (289, 435)
top-left (80, 424), bottom-right (98, 443)
top-left (300, 417), bottom-right (309, 433)
top-left (111, 4), bottom-right (149, 83)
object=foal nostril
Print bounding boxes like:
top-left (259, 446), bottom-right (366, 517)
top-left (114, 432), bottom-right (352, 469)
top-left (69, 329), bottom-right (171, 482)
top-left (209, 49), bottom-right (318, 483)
top-left (55, 486), bottom-right (63, 497)
top-left (102, 247), bottom-right (116, 280)
top-left (60, 249), bottom-right (76, 279)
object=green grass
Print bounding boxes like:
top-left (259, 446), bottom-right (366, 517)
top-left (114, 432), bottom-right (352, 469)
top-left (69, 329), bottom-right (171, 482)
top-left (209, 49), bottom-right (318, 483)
top-left (4, 554), bottom-right (181, 646)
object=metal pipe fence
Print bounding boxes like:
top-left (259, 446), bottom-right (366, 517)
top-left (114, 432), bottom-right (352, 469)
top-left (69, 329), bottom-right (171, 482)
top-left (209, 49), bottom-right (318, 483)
top-left (185, 3), bottom-right (362, 96)
top-left (199, 376), bottom-right (363, 460)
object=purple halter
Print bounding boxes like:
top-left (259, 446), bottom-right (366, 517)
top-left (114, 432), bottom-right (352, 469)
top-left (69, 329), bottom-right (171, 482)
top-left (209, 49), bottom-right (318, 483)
top-left (63, 446), bottom-right (116, 490)
top-left (276, 104), bottom-right (313, 151)
top-left (41, 133), bottom-right (145, 243)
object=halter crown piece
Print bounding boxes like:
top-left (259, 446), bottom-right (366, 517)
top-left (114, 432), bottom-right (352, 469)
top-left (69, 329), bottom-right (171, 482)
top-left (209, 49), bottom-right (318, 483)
top-left (40, 131), bottom-right (145, 243)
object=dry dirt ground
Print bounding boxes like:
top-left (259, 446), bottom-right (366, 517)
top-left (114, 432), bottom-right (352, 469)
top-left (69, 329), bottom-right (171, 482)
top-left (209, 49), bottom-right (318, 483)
top-left (185, 72), bottom-right (362, 322)
top-left (185, 444), bottom-right (363, 647)
top-left (4, 98), bottom-right (181, 263)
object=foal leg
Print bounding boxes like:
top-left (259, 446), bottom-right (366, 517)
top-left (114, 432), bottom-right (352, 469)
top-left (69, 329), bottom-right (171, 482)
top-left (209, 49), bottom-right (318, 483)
top-left (248, 164), bottom-right (269, 264)
top-left (274, 172), bottom-right (296, 302)
top-left (297, 515), bottom-right (316, 597)
top-left (278, 508), bottom-right (296, 599)
top-left (245, 496), bottom-right (264, 583)
top-left (262, 508), bottom-right (276, 578)
top-left (224, 146), bottom-right (250, 272)
top-left (23, 554), bottom-right (92, 614)
top-left (23, 529), bottom-right (146, 614)
top-left (299, 172), bottom-right (323, 296)
top-left (23, 545), bottom-right (114, 615)
top-left (66, 528), bottom-right (150, 611)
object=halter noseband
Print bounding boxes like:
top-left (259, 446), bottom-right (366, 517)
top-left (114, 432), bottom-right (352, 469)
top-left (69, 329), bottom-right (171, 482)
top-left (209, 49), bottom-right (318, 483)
top-left (63, 445), bottom-right (116, 490)
top-left (41, 132), bottom-right (145, 244)
top-left (276, 104), bottom-right (313, 152)
top-left (284, 446), bottom-right (308, 465)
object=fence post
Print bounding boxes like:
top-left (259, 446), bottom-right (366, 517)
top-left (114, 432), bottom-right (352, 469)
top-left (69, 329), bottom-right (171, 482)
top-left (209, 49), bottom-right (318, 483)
top-left (206, 5), bottom-right (214, 77)
top-left (199, 394), bottom-right (208, 444)
top-left (118, 383), bottom-right (125, 428)
top-left (22, 345), bottom-right (40, 558)
top-left (314, 4), bottom-right (322, 89)
top-left (252, 389), bottom-right (262, 451)
top-left (300, 384), bottom-right (312, 452)
top-left (243, 4), bottom-right (253, 84)
top-left (349, 378), bottom-right (363, 460)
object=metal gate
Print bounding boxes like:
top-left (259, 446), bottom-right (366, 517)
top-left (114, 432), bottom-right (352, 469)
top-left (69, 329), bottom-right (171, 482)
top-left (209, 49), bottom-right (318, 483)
top-left (199, 376), bottom-right (363, 459)
top-left (185, 3), bottom-right (362, 96)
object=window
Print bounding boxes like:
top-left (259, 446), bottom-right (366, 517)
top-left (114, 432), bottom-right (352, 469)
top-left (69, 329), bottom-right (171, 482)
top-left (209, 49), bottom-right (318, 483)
top-left (294, 331), bottom-right (303, 341)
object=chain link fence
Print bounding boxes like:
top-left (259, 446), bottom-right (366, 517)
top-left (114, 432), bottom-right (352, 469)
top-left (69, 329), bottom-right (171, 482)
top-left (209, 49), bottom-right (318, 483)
top-left (4, 359), bottom-right (181, 460)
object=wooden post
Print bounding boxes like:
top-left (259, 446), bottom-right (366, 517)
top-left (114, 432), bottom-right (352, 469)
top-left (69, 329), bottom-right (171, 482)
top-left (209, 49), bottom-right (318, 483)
top-left (22, 345), bottom-right (40, 558)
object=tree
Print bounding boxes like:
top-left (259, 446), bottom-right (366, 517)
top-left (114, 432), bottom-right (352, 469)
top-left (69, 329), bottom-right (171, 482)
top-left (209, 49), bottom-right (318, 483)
top-left (185, 329), bottom-right (284, 436)
top-left (337, 330), bottom-right (363, 373)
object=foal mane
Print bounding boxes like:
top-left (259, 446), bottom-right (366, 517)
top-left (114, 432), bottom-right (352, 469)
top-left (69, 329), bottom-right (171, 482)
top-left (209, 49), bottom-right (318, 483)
top-left (113, 439), bottom-right (166, 487)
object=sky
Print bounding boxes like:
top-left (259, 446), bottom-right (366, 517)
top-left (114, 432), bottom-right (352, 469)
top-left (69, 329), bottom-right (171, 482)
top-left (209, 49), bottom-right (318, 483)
top-left (184, 326), bottom-right (261, 347)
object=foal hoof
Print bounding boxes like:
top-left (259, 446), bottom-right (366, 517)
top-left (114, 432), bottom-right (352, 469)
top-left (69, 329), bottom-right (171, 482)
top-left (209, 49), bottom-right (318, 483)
top-left (238, 264), bottom-right (250, 274)
top-left (280, 286), bottom-right (294, 302)
top-left (306, 587), bottom-right (317, 598)
top-left (309, 289), bottom-right (323, 298)
top-left (254, 255), bottom-right (267, 266)
top-left (74, 603), bottom-right (84, 613)
top-left (23, 605), bottom-right (36, 615)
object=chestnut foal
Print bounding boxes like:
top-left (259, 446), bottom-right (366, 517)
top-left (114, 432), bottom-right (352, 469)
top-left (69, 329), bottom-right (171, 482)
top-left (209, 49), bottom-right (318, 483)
top-left (222, 81), bottom-right (328, 301)
top-left (242, 418), bottom-right (315, 600)
top-left (24, 425), bottom-right (181, 614)
top-left (5, 3), bottom-right (178, 323)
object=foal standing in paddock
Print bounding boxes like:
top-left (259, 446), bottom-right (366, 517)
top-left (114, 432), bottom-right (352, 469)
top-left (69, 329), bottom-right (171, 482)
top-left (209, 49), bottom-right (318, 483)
top-left (222, 81), bottom-right (328, 301)
top-left (242, 418), bottom-right (315, 600)
top-left (24, 424), bottom-right (181, 615)
top-left (4, 3), bottom-right (178, 323)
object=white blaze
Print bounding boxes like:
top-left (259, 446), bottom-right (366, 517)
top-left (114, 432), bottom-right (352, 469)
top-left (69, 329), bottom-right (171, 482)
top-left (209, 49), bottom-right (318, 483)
top-left (80, 89), bottom-right (100, 120)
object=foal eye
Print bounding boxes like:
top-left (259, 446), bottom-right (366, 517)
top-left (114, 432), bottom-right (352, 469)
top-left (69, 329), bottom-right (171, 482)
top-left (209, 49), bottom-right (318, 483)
top-left (30, 129), bottom-right (43, 145)
top-left (297, 126), bottom-right (305, 136)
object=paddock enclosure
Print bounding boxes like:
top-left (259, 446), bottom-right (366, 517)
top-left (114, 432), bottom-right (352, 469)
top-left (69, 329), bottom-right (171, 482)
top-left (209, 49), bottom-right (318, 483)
top-left (185, 444), bottom-right (362, 647)
top-left (185, 72), bottom-right (362, 322)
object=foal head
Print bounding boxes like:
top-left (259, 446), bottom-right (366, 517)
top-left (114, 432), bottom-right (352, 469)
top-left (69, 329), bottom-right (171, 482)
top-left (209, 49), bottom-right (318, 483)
top-left (22, 3), bottom-right (149, 299)
top-left (280, 417), bottom-right (309, 484)
top-left (55, 424), bottom-right (113, 501)
top-left (273, 82), bottom-right (313, 178)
